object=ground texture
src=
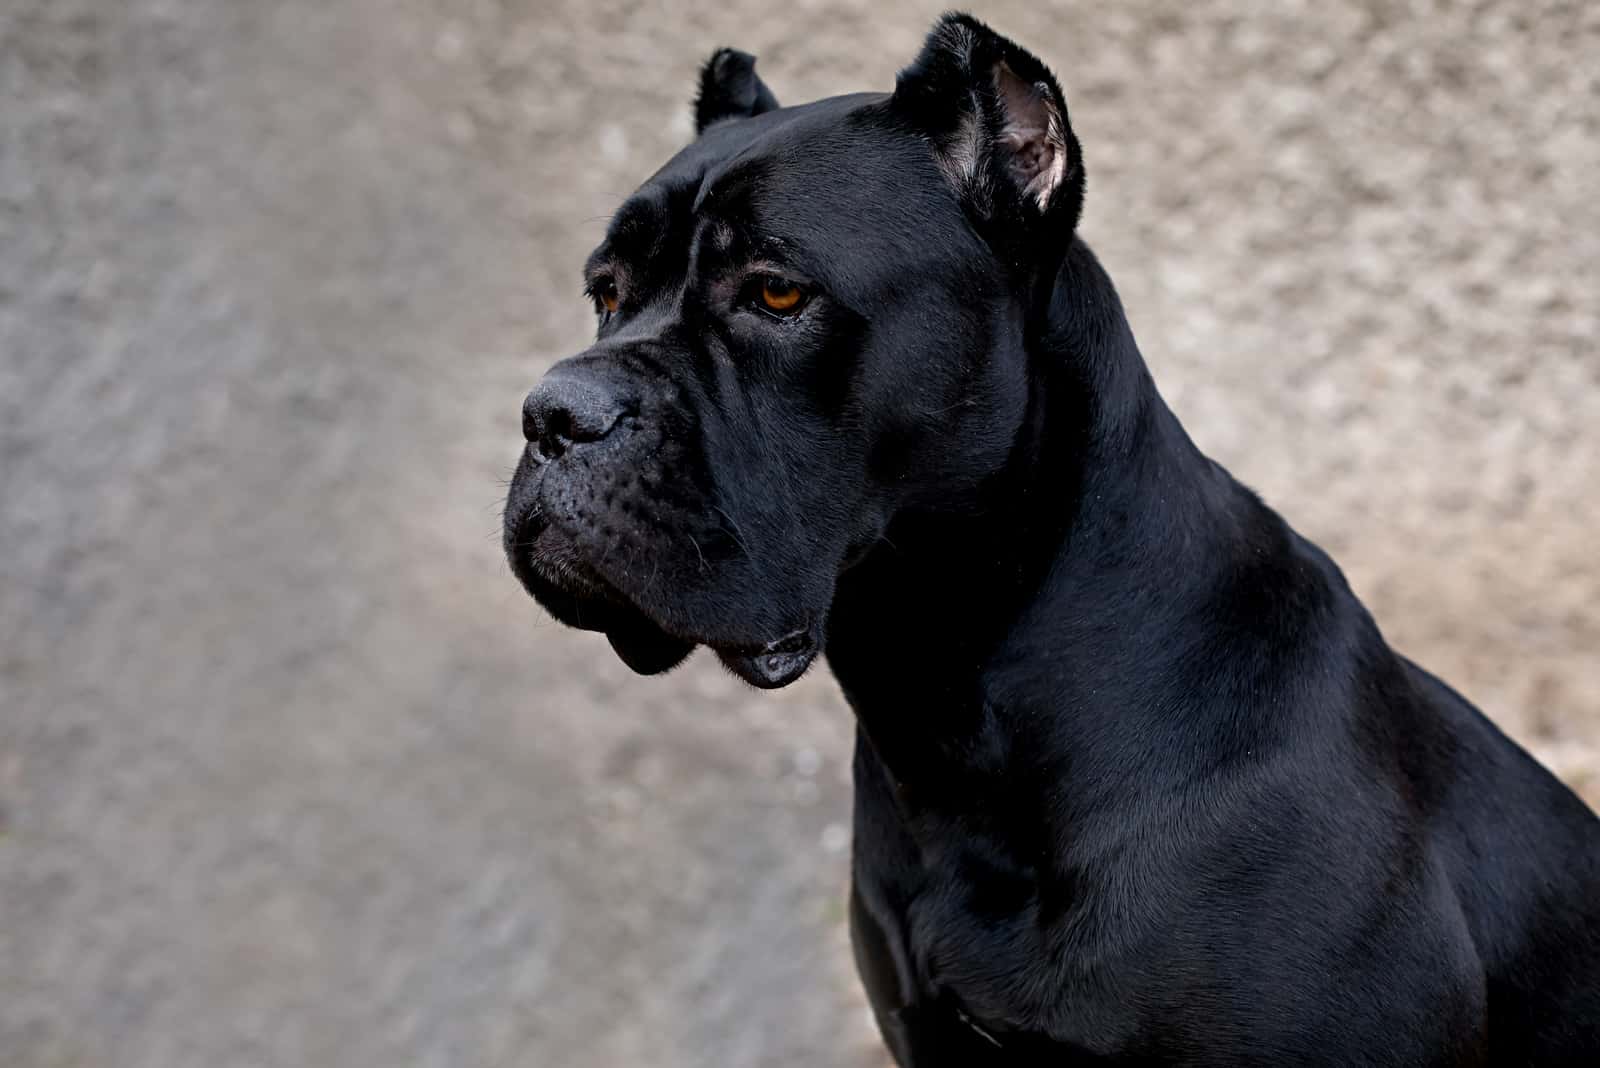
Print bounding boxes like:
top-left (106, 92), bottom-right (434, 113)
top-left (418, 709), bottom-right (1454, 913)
top-left (2, 2), bottom-right (1597, 1065)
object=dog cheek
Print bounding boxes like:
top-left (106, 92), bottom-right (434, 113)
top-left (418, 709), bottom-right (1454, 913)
top-left (863, 422), bottom-right (921, 489)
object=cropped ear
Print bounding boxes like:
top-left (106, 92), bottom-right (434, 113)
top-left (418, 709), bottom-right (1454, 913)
top-left (892, 14), bottom-right (1084, 251)
top-left (694, 48), bottom-right (780, 134)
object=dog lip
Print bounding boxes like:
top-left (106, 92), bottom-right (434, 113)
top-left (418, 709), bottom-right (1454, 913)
top-left (507, 483), bottom-right (824, 680)
top-left (516, 523), bottom-right (824, 687)
top-left (509, 523), bottom-right (622, 616)
top-left (505, 500), bottom-right (622, 621)
top-left (714, 625), bottom-right (822, 689)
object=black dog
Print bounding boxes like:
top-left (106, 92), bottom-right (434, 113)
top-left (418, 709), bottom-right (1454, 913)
top-left (505, 14), bottom-right (1600, 1064)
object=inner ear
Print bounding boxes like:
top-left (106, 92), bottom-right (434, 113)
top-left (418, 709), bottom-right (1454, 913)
top-left (993, 61), bottom-right (1067, 208)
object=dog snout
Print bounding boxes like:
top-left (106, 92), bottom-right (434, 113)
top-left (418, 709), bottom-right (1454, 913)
top-left (523, 366), bottom-right (632, 460)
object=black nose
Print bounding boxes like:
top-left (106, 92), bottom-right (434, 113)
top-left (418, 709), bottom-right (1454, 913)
top-left (523, 368), bottom-right (630, 459)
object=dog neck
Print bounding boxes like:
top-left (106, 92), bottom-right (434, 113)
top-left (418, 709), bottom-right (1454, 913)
top-left (826, 238), bottom-right (1310, 798)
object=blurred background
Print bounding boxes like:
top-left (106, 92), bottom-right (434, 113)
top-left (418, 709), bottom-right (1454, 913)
top-left (2, 1), bottom-right (1596, 1065)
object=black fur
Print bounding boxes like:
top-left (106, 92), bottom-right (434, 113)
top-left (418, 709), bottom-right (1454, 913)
top-left (505, 13), bottom-right (1600, 1064)
top-left (693, 47), bottom-right (780, 134)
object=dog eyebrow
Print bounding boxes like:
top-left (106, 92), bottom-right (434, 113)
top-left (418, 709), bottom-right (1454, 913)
top-left (692, 156), bottom-right (765, 216)
top-left (686, 163), bottom-right (809, 269)
top-left (589, 180), bottom-right (706, 285)
top-left (603, 201), bottom-right (663, 260)
top-left (705, 219), bottom-right (736, 253)
top-left (580, 249), bottom-right (613, 289)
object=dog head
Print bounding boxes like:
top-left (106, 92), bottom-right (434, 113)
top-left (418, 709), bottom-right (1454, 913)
top-left (505, 14), bottom-right (1084, 687)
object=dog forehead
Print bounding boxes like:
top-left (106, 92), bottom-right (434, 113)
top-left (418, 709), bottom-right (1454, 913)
top-left (710, 95), bottom-right (941, 212)
top-left (595, 92), bottom-right (979, 295)
top-left (621, 94), bottom-right (930, 219)
top-left (620, 95), bottom-right (958, 259)
top-left (694, 91), bottom-right (889, 172)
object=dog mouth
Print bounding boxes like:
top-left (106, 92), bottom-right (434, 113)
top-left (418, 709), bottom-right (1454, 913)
top-left (505, 501), bottom-right (820, 687)
top-left (713, 628), bottom-right (821, 689)
top-left (505, 511), bottom-right (695, 675)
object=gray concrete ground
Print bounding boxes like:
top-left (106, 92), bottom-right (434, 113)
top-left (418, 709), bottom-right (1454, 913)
top-left (2, 1), bottom-right (1596, 1065)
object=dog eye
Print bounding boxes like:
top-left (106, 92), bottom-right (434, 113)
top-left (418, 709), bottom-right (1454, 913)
top-left (755, 276), bottom-right (807, 316)
top-left (589, 278), bottom-right (620, 316)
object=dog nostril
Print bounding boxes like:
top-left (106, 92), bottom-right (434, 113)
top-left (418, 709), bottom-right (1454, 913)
top-left (539, 409), bottom-right (574, 460)
top-left (523, 374), bottom-right (631, 460)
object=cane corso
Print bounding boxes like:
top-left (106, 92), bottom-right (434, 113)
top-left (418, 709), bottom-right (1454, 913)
top-left (504, 14), bottom-right (1600, 1064)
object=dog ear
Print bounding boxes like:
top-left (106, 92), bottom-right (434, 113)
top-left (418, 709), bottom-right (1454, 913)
top-left (694, 48), bottom-right (780, 134)
top-left (892, 13), bottom-right (1084, 249)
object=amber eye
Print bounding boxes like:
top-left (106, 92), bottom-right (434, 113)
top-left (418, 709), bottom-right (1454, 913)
top-left (592, 278), bottom-right (619, 315)
top-left (758, 276), bottom-right (806, 315)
